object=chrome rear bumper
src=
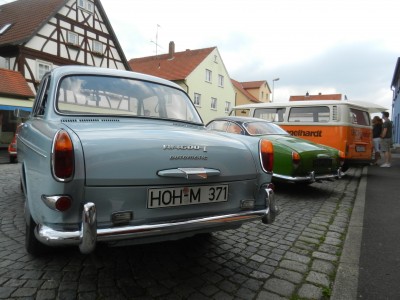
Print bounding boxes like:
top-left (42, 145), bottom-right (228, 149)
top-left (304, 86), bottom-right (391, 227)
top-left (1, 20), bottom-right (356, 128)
top-left (36, 187), bottom-right (276, 254)
top-left (273, 168), bottom-right (342, 183)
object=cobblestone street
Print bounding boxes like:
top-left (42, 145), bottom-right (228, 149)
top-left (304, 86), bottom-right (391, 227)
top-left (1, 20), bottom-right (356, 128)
top-left (0, 162), bottom-right (362, 299)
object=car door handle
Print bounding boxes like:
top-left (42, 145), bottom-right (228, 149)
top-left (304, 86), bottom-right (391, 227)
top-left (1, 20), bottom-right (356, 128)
top-left (157, 168), bottom-right (220, 179)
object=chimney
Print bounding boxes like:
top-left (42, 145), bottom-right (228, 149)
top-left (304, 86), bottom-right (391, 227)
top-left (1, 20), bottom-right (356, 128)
top-left (169, 41), bottom-right (175, 59)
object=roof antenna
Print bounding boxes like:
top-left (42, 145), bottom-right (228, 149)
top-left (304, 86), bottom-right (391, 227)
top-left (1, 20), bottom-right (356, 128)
top-left (150, 24), bottom-right (162, 57)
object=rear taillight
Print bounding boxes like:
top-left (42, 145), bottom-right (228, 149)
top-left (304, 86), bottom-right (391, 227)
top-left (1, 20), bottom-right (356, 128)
top-left (292, 151), bottom-right (301, 168)
top-left (260, 139), bottom-right (274, 173)
top-left (52, 130), bottom-right (74, 181)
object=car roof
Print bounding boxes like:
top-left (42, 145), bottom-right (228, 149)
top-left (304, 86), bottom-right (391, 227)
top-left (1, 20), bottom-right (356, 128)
top-left (209, 116), bottom-right (270, 124)
top-left (49, 65), bottom-right (184, 91)
top-left (232, 100), bottom-right (387, 114)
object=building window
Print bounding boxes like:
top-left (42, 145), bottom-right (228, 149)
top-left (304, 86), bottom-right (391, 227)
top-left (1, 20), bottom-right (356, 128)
top-left (67, 31), bottom-right (79, 46)
top-left (225, 101), bottom-right (231, 113)
top-left (37, 61), bottom-right (52, 81)
top-left (86, 0), bottom-right (94, 12)
top-left (193, 93), bottom-right (201, 106)
top-left (211, 97), bottom-right (217, 110)
top-left (78, 0), bottom-right (94, 13)
top-left (92, 41), bottom-right (103, 54)
top-left (218, 75), bottom-right (224, 87)
top-left (205, 69), bottom-right (212, 83)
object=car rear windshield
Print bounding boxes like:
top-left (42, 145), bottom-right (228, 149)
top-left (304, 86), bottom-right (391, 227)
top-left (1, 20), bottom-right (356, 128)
top-left (56, 75), bottom-right (203, 124)
top-left (244, 121), bottom-right (288, 136)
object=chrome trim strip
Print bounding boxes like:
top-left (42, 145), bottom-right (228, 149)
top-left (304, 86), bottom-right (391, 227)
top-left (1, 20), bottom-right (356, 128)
top-left (41, 195), bottom-right (59, 211)
top-left (157, 168), bottom-right (220, 179)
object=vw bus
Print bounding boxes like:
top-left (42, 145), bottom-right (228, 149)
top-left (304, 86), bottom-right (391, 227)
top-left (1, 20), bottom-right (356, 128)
top-left (230, 100), bottom-right (387, 170)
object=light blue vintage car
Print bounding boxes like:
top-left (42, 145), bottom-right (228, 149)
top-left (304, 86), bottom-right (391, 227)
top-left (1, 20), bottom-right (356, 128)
top-left (16, 66), bottom-right (277, 255)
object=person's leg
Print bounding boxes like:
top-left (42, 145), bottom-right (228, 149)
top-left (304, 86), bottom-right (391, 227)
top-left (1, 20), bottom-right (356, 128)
top-left (380, 139), bottom-right (390, 167)
top-left (382, 151), bottom-right (387, 164)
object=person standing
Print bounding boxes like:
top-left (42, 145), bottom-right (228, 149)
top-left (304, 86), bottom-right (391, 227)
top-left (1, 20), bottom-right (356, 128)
top-left (372, 116), bottom-right (382, 165)
top-left (380, 111), bottom-right (393, 167)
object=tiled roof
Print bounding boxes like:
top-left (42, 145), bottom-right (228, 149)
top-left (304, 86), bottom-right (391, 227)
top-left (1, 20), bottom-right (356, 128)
top-left (0, 0), bottom-right (66, 46)
top-left (129, 47), bottom-right (216, 80)
top-left (0, 68), bottom-right (35, 97)
top-left (241, 81), bottom-right (266, 89)
top-left (231, 79), bottom-right (260, 103)
top-left (290, 94), bottom-right (342, 101)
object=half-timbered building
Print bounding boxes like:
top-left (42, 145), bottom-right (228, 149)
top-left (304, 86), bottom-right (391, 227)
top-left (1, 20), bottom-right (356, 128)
top-left (0, 0), bottom-right (130, 93)
top-left (0, 0), bottom-right (130, 146)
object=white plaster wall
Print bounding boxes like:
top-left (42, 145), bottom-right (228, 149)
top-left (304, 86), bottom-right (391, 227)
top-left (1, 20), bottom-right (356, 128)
top-left (186, 49), bottom-right (235, 123)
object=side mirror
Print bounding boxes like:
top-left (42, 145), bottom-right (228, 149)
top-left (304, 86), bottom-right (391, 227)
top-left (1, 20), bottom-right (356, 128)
top-left (14, 108), bottom-right (31, 119)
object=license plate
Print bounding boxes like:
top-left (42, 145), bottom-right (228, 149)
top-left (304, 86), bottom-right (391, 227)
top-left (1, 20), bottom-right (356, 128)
top-left (313, 158), bottom-right (332, 168)
top-left (148, 185), bottom-right (228, 208)
top-left (356, 146), bottom-right (366, 152)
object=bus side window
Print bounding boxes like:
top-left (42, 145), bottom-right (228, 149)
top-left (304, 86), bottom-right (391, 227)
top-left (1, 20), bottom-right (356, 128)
top-left (255, 108), bottom-right (286, 122)
top-left (349, 108), bottom-right (370, 126)
top-left (288, 106), bottom-right (329, 123)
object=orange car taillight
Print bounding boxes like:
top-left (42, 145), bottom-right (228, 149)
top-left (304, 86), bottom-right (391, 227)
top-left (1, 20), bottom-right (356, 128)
top-left (52, 130), bottom-right (74, 181)
top-left (260, 139), bottom-right (274, 173)
top-left (292, 151), bottom-right (301, 168)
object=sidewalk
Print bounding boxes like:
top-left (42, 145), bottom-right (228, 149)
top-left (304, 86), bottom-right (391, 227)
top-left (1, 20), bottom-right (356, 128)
top-left (332, 151), bottom-right (400, 299)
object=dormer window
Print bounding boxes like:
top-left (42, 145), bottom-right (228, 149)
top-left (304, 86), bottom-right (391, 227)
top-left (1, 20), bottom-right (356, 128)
top-left (78, 0), bottom-right (94, 13)
top-left (67, 31), bottom-right (79, 46)
top-left (0, 23), bottom-right (12, 35)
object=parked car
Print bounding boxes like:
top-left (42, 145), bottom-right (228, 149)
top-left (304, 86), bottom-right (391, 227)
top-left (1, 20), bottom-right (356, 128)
top-left (15, 66), bottom-right (277, 255)
top-left (8, 133), bottom-right (18, 163)
top-left (206, 116), bottom-right (345, 184)
top-left (7, 124), bottom-right (22, 163)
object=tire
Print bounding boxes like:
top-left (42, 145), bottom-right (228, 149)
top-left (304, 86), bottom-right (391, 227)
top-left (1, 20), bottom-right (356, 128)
top-left (25, 215), bottom-right (48, 256)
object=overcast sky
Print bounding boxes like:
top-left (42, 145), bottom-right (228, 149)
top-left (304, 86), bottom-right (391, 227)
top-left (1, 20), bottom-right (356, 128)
top-left (1, 0), bottom-right (397, 110)
top-left (100, 0), bottom-right (399, 111)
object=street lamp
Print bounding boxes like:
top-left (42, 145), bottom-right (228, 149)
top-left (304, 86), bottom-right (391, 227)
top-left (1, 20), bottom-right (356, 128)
top-left (272, 78), bottom-right (280, 102)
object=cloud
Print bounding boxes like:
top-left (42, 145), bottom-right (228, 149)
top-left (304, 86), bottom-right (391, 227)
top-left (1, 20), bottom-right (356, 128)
top-left (102, 0), bottom-right (398, 110)
top-left (227, 41), bottom-right (396, 108)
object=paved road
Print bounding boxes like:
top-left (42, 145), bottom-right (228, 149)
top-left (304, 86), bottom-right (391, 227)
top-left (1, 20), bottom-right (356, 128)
top-left (0, 153), bottom-right (362, 299)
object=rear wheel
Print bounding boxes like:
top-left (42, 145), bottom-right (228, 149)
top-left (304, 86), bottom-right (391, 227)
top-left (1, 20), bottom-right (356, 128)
top-left (25, 215), bottom-right (48, 256)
